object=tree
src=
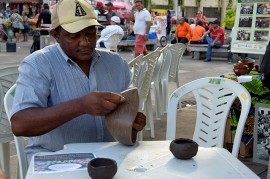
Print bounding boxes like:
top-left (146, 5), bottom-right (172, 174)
top-left (222, 7), bottom-right (236, 28)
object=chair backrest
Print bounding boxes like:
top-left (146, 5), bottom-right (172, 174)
top-left (138, 51), bottom-right (160, 104)
top-left (0, 66), bottom-right (19, 143)
top-left (128, 54), bottom-right (143, 87)
top-left (166, 77), bottom-right (251, 157)
top-left (4, 84), bottom-right (28, 179)
top-left (152, 46), bottom-right (169, 84)
top-left (168, 43), bottom-right (186, 83)
top-left (104, 34), bottom-right (123, 52)
top-left (160, 46), bottom-right (172, 81)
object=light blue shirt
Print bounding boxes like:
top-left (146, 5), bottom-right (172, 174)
top-left (12, 44), bottom-right (130, 161)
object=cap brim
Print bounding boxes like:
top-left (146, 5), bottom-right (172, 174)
top-left (61, 18), bottom-right (101, 33)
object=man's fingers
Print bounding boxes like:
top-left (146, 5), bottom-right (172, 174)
top-left (102, 92), bottom-right (125, 104)
top-left (132, 122), bottom-right (144, 131)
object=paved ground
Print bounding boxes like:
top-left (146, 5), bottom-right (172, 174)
top-left (0, 37), bottom-right (268, 178)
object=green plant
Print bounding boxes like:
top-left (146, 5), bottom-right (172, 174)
top-left (222, 7), bottom-right (236, 28)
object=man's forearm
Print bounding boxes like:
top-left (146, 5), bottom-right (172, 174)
top-left (11, 97), bottom-right (85, 137)
top-left (130, 10), bottom-right (135, 22)
top-left (145, 22), bottom-right (151, 34)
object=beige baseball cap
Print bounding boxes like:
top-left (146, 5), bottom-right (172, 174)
top-left (51, 0), bottom-right (101, 33)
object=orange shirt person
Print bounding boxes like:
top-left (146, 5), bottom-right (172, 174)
top-left (190, 20), bottom-right (207, 44)
top-left (171, 17), bottom-right (191, 44)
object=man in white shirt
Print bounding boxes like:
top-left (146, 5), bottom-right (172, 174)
top-left (130, 0), bottom-right (151, 57)
top-left (96, 16), bottom-right (124, 49)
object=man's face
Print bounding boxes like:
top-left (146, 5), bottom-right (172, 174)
top-left (135, 2), bottom-right (143, 11)
top-left (107, 5), bottom-right (112, 10)
top-left (7, 7), bottom-right (10, 11)
top-left (179, 18), bottom-right (184, 24)
top-left (52, 26), bottom-right (97, 62)
top-left (212, 23), bottom-right (219, 29)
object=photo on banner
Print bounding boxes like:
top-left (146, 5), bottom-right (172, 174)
top-left (231, 0), bottom-right (270, 54)
top-left (253, 103), bottom-right (270, 165)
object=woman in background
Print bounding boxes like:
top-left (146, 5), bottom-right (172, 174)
top-left (10, 9), bottom-right (22, 43)
top-left (194, 10), bottom-right (208, 27)
top-left (21, 11), bottom-right (29, 42)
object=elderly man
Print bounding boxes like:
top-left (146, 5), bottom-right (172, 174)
top-left (11, 0), bottom-right (146, 162)
top-left (97, 16), bottom-right (124, 49)
top-left (130, 0), bottom-right (151, 57)
top-left (171, 17), bottom-right (191, 44)
top-left (201, 19), bottom-right (224, 62)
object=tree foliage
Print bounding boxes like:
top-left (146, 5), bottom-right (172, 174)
top-left (222, 7), bottom-right (236, 28)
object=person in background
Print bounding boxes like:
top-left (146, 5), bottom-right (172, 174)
top-left (0, 9), bottom-right (5, 42)
top-left (190, 20), bottom-right (206, 44)
top-left (10, 9), bottom-right (22, 43)
top-left (0, 168), bottom-right (5, 179)
top-left (201, 19), bottom-right (224, 62)
top-left (195, 10), bottom-right (208, 27)
top-left (166, 10), bottom-right (171, 36)
top-left (96, 2), bottom-right (109, 26)
top-left (36, 3), bottom-right (51, 35)
top-left (11, 0), bottom-right (146, 162)
top-left (4, 6), bottom-right (12, 18)
top-left (189, 18), bottom-right (195, 29)
top-left (96, 16), bottom-right (124, 50)
top-left (105, 2), bottom-right (116, 22)
top-left (171, 17), bottom-right (191, 44)
top-left (130, 0), bottom-right (151, 57)
top-left (21, 11), bottom-right (30, 42)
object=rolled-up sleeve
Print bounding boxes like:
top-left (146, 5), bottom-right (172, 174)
top-left (11, 55), bottom-right (51, 117)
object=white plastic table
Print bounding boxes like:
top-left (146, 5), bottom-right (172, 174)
top-left (26, 141), bottom-right (259, 179)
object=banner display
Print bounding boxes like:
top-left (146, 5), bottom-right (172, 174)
top-left (231, 0), bottom-right (270, 54)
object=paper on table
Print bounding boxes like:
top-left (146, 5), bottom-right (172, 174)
top-left (33, 153), bottom-right (95, 174)
top-left (238, 76), bottom-right (252, 83)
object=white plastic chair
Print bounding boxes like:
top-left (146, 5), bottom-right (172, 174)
top-left (168, 43), bottom-right (186, 88)
top-left (151, 46), bottom-right (169, 119)
top-left (137, 50), bottom-right (160, 139)
top-left (159, 47), bottom-right (172, 116)
top-left (4, 84), bottom-right (28, 179)
top-left (128, 54), bottom-right (143, 87)
top-left (96, 34), bottom-right (123, 52)
top-left (0, 66), bottom-right (19, 179)
top-left (166, 77), bottom-right (251, 157)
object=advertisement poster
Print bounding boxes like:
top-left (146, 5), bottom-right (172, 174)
top-left (231, 0), bottom-right (270, 54)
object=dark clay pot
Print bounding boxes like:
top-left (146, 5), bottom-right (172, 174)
top-left (170, 138), bottom-right (198, 160)
top-left (233, 68), bottom-right (249, 76)
top-left (87, 158), bottom-right (117, 179)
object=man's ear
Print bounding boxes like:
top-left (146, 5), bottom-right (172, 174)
top-left (50, 29), bottom-right (60, 43)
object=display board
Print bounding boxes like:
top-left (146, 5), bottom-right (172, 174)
top-left (231, 0), bottom-right (270, 54)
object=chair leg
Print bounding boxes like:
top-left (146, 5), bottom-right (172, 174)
top-left (146, 93), bottom-right (155, 138)
top-left (0, 142), bottom-right (10, 179)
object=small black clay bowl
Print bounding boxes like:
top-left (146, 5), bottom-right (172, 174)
top-left (170, 138), bottom-right (198, 160)
top-left (87, 158), bottom-right (117, 179)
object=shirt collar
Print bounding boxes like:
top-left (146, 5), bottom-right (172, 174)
top-left (56, 44), bottom-right (101, 67)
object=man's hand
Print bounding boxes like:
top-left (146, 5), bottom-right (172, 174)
top-left (80, 92), bottom-right (125, 116)
top-left (144, 34), bottom-right (148, 41)
top-left (210, 42), bottom-right (215, 47)
top-left (132, 5), bottom-right (137, 11)
top-left (132, 112), bottom-right (146, 131)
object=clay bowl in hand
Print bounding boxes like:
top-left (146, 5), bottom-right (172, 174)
top-left (105, 88), bottom-right (139, 146)
top-left (233, 63), bottom-right (248, 69)
top-left (88, 158), bottom-right (117, 179)
top-left (170, 138), bottom-right (198, 160)
top-left (233, 68), bottom-right (249, 76)
top-left (238, 59), bottom-right (255, 71)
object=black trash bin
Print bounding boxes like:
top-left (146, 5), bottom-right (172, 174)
top-left (6, 42), bottom-right (16, 52)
